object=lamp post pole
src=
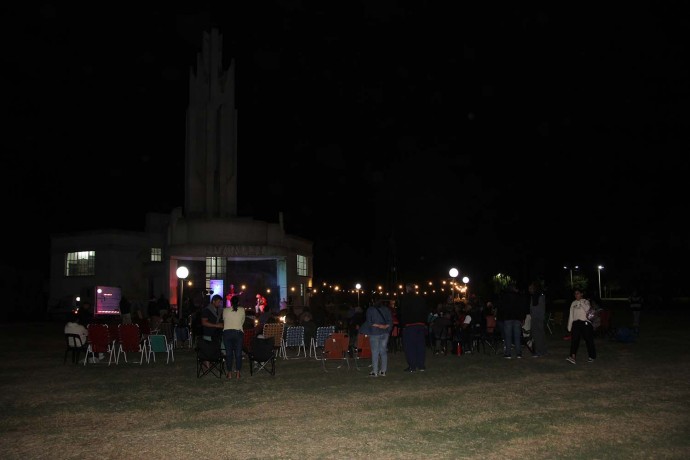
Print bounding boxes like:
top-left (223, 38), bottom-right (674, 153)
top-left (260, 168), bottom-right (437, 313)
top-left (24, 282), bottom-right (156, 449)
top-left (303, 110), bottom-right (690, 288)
top-left (176, 266), bottom-right (189, 320)
top-left (563, 265), bottom-right (578, 289)
top-left (597, 265), bottom-right (604, 299)
top-left (462, 276), bottom-right (470, 300)
top-left (355, 283), bottom-right (361, 308)
top-left (449, 268), bottom-right (458, 303)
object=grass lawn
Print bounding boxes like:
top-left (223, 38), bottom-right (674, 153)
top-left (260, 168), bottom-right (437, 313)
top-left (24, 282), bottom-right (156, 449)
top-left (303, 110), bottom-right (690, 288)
top-left (1, 309), bottom-right (689, 459)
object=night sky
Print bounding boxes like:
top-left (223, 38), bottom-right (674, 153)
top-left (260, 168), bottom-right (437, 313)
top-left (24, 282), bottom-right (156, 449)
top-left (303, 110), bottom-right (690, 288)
top-left (4, 3), bottom-right (689, 295)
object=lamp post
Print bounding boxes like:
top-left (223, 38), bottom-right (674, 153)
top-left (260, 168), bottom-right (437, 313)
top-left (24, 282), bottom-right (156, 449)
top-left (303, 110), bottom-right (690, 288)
top-left (462, 276), bottom-right (469, 300)
top-left (449, 268), bottom-right (458, 302)
top-left (563, 265), bottom-right (579, 289)
top-left (597, 265), bottom-right (604, 299)
top-left (355, 283), bottom-right (361, 307)
top-left (176, 266), bottom-right (189, 320)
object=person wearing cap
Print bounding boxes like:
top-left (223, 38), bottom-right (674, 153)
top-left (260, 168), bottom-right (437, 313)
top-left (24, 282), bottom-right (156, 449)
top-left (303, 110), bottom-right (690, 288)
top-left (255, 294), bottom-right (267, 315)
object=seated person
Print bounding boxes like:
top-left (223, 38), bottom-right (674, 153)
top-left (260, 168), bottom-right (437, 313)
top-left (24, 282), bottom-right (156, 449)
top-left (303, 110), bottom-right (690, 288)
top-left (452, 304), bottom-right (473, 354)
top-left (65, 312), bottom-right (88, 348)
top-left (431, 311), bottom-right (451, 354)
top-left (300, 311), bottom-right (317, 349)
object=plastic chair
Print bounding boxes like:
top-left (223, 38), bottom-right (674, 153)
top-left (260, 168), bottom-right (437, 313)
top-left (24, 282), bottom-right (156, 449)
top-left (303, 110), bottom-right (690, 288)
top-left (64, 333), bottom-right (86, 364)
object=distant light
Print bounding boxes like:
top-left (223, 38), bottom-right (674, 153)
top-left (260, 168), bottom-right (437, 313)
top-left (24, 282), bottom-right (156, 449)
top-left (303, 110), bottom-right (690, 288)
top-left (449, 268), bottom-right (459, 278)
top-left (462, 276), bottom-right (469, 283)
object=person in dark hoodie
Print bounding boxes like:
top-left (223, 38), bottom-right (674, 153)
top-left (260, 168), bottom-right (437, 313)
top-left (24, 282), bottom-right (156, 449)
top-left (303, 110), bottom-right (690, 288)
top-left (499, 283), bottom-right (529, 359)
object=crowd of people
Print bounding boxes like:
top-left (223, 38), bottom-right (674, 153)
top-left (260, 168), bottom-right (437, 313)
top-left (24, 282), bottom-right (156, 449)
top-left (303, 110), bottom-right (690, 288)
top-left (66, 280), bottom-right (645, 371)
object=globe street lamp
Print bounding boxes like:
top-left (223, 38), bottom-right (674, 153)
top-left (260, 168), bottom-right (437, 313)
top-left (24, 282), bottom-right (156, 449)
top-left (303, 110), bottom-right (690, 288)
top-left (597, 265), bottom-right (604, 299)
top-left (449, 268), bottom-right (458, 302)
top-left (462, 276), bottom-right (470, 300)
top-left (176, 266), bottom-right (189, 320)
top-left (355, 283), bottom-right (362, 307)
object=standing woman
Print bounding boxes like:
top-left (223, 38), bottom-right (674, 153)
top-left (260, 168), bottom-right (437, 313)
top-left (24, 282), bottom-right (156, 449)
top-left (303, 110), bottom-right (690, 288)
top-left (528, 281), bottom-right (547, 357)
top-left (367, 300), bottom-right (394, 376)
top-left (629, 289), bottom-right (644, 333)
top-left (566, 289), bottom-right (596, 364)
top-left (223, 294), bottom-right (245, 379)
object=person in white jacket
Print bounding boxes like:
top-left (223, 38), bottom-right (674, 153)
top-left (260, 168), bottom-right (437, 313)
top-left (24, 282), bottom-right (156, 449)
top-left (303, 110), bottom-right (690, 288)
top-left (566, 289), bottom-right (597, 364)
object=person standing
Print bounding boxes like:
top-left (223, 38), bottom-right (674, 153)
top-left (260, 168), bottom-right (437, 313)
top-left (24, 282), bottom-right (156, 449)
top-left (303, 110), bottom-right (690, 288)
top-left (499, 283), bottom-right (528, 359)
top-left (199, 294), bottom-right (224, 370)
top-left (77, 300), bottom-right (95, 326)
top-left (566, 289), bottom-right (596, 364)
top-left (629, 289), bottom-right (644, 333)
top-left (119, 295), bottom-right (132, 325)
top-left (398, 283), bottom-right (428, 372)
top-left (225, 284), bottom-right (243, 308)
top-left (222, 294), bottom-right (245, 380)
top-left (157, 294), bottom-right (170, 318)
top-left (528, 281), bottom-right (547, 357)
top-left (366, 300), bottom-right (393, 377)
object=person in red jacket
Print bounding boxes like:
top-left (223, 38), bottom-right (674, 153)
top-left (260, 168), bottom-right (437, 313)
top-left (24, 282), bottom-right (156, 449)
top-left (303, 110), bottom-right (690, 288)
top-left (255, 294), bottom-right (267, 314)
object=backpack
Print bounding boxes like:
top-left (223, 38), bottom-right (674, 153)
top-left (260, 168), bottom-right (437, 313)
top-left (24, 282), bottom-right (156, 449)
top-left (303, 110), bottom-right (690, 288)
top-left (586, 308), bottom-right (601, 330)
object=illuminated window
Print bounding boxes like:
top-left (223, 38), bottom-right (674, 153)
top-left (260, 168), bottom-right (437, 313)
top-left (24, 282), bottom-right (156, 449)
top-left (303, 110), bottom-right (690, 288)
top-left (65, 251), bottom-right (95, 276)
top-left (151, 248), bottom-right (162, 262)
top-left (297, 255), bottom-right (308, 277)
top-left (206, 257), bottom-right (226, 279)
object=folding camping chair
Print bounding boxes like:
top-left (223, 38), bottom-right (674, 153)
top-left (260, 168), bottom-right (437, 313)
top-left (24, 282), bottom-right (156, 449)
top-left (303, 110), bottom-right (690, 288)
top-left (196, 336), bottom-right (224, 378)
top-left (248, 335), bottom-right (276, 376)
top-left (282, 325), bottom-right (307, 359)
top-left (320, 332), bottom-right (350, 372)
top-left (310, 325), bottom-right (335, 359)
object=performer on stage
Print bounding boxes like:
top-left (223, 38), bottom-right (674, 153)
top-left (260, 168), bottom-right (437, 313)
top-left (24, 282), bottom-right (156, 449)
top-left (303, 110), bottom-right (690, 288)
top-left (255, 293), bottom-right (267, 314)
top-left (225, 284), bottom-right (243, 308)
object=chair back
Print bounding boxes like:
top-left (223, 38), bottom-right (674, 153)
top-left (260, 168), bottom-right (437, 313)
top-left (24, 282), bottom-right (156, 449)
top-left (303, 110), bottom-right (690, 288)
top-left (284, 326), bottom-right (304, 346)
top-left (147, 334), bottom-right (174, 364)
top-left (321, 332), bottom-right (350, 370)
top-left (485, 315), bottom-right (496, 333)
top-left (242, 327), bottom-right (257, 353)
top-left (66, 333), bottom-right (84, 349)
top-left (315, 326), bottom-right (336, 347)
top-left (353, 333), bottom-right (371, 370)
top-left (148, 334), bottom-right (169, 353)
top-left (283, 326), bottom-right (306, 359)
top-left (118, 324), bottom-right (142, 352)
top-left (64, 333), bottom-right (85, 364)
top-left (135, 318), bottom-right (152, 338)
top-left (251, 336), bottom-right (275, 362)
top-left (87, 324), bottom-right (111, 353)
top-left (262, 323), bottom-right (285, 348)
top-left (310, 325), bottom-right (336, 358)
top-left (355, 333), bottom-right (371, 359)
